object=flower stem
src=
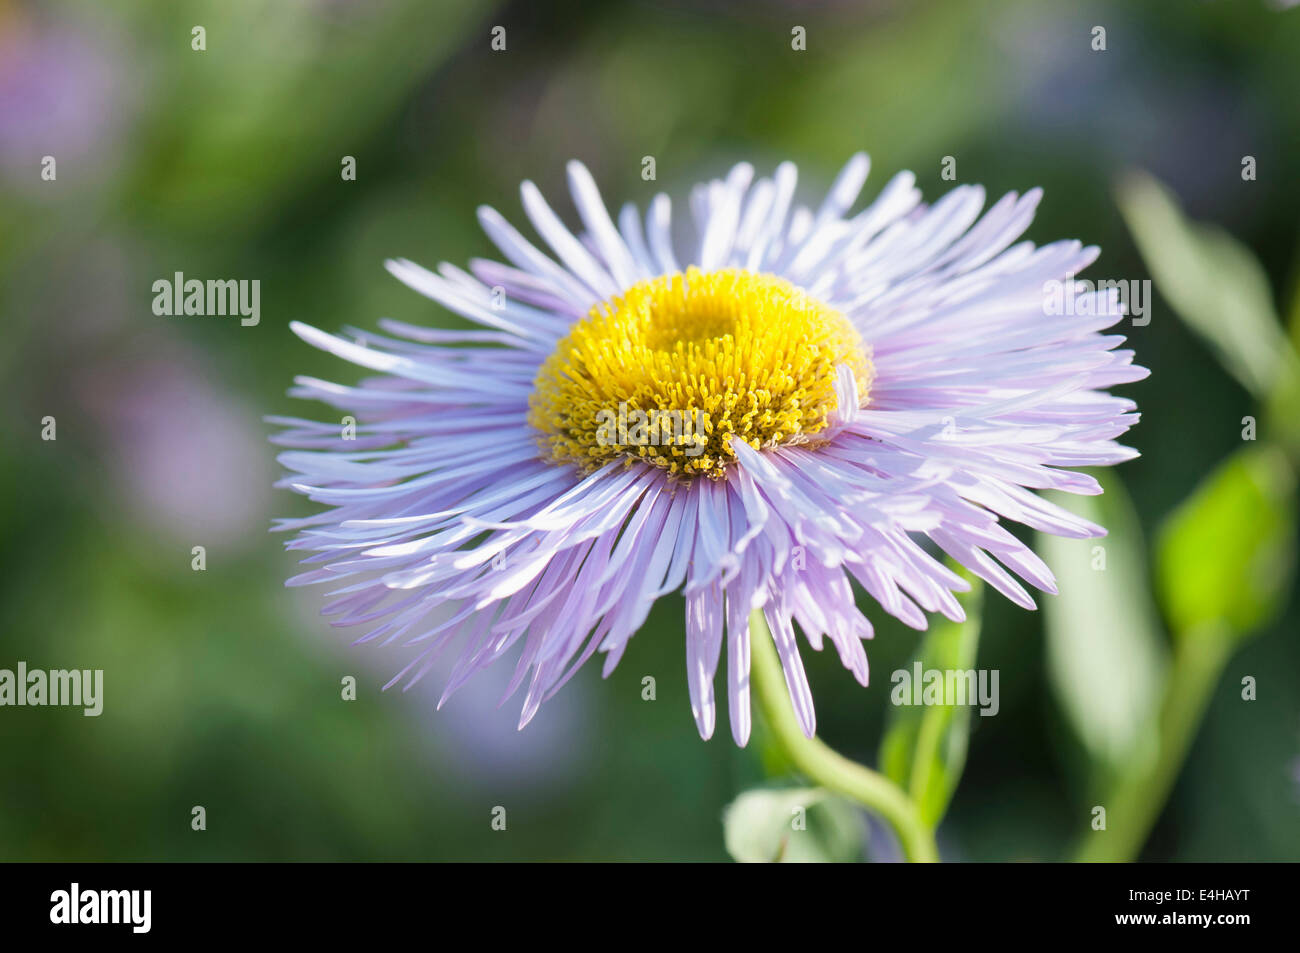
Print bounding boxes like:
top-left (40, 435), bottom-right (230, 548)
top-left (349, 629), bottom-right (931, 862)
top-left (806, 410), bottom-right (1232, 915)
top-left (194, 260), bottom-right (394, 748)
top-left (1073, 625), bottom-right (1231, 862)
top-left (748, 610), bottom-right (939, 863)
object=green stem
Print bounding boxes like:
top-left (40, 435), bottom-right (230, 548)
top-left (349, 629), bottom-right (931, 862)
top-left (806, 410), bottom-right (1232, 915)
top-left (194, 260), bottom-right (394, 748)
top-left (908, 698), bottom-right (949, 807)
top-left (905, 580), bottom-right (981, 813)
top-left (1073, 625), bottom-right (1231, 862)
top-left (748, 610), bottom-right (939, 863)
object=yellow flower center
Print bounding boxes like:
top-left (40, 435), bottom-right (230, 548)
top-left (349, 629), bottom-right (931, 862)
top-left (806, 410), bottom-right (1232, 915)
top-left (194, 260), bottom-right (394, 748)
top-left (528, 267), bottom-right (873, 480)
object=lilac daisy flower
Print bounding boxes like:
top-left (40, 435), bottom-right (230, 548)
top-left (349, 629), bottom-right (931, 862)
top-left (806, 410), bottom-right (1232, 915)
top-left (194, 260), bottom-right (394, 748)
top-left (272, 155), bottom-right (1146, 744)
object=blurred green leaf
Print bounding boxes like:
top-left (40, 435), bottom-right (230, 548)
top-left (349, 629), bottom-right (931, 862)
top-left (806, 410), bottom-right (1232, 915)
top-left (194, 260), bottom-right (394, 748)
top-left (722, 787), bottom-right (862, 863)
top-left (1288, 245), bottom-right (1300, 351)
top-left (878, 576), bottom-right (982, 829)
top-left (1117, 170), bottom-right (1299, 402)
top-left (120, 1), bottom-right (489, 234)
top-left (1039, 474), bottom-right (1168, 772)
top-left (1156, 445), bottom-right (1296, 640)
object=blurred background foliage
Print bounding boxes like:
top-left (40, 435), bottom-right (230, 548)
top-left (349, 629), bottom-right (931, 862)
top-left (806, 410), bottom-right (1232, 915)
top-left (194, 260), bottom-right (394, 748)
top-left (0, 0), bottom-right (1297, 861)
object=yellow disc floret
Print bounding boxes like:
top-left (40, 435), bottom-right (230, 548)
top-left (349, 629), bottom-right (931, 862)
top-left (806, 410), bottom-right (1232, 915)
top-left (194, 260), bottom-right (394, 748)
top-left (528, 267), bottom-right (873, 480)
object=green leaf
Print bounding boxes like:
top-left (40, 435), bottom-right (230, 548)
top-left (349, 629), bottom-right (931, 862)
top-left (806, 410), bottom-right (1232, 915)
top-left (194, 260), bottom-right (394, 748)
top-left (1039, 473), bottom-right (1168, 772)
top-left (1156, 445), bottom-right (1296, 640)
top-left (1287, 239), bottom-right (1300, 351)
top-left (722, 787), bottom-right (863, 863)
top-left (878, 576), bottom-right (982, 829)
top-left (1116, 170), bottom-right (1298, 401)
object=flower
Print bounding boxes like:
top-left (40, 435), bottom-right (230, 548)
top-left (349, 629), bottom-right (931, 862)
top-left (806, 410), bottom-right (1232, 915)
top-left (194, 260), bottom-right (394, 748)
top-left (272, 155), bottom-right (1146, 744)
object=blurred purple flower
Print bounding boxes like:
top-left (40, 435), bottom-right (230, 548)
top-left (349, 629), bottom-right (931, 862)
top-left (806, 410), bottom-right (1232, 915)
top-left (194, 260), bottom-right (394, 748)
top-left (79, 346), bottom-right (270, 546)
top-left (0, 11), bottom-right (132, 188)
